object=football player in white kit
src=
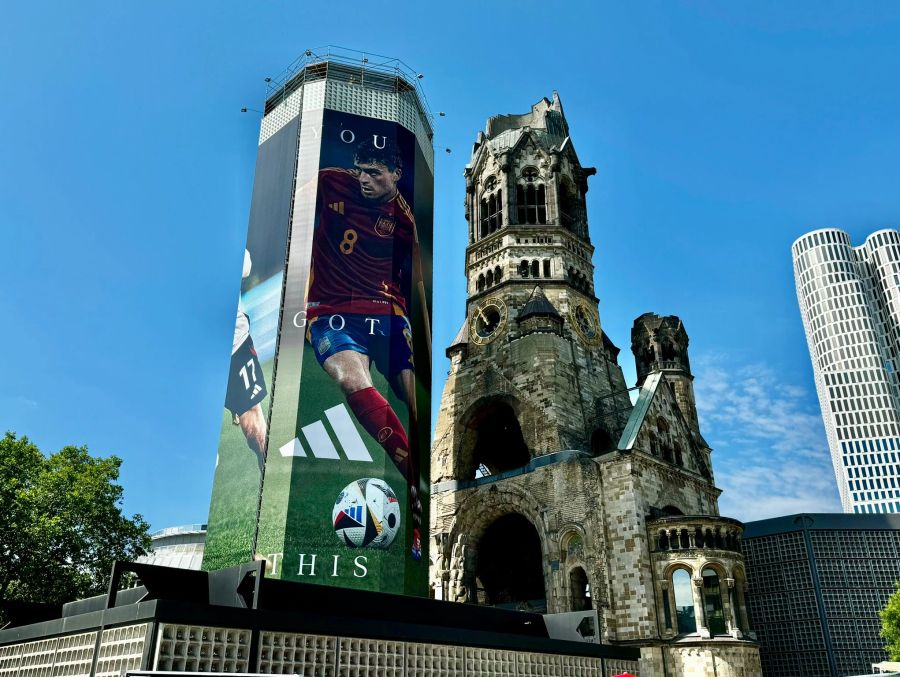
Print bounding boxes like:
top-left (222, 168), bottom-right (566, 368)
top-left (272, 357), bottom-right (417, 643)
top-left (225, 249), bottom-right (268, 472)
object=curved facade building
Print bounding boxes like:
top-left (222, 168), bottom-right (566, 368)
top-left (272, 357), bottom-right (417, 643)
top-left (136, 523), bottom-right (207, 570)
top-left (792, 228), bottom-right (900, 514)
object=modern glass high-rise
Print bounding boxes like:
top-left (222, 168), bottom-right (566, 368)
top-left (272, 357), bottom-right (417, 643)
top-left (792, 228), bottom-right (900, 514)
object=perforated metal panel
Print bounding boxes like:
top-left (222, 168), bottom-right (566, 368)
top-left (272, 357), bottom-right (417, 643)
top-left (603, 658), bottom-right (640, 677)
top-left (0, 626), bottom-right (639, 676)
top-left (259, 75), bottom-right (434, 174)
top-left (323, 81), bottom-right (433, 174)
top-left (258, 631), bottom-right (336, 676)
top-left (337, 637), bottom-right (405, 677)
top-left (517, 651), bottom-right (561, 676)
top-left (0, 643), bottom-right (23, 676)
top-left (0, 632), bottom-right (99, 677)
top-left (50, 631), bottom-right (97, 677)
top-left (260, 89), bottom-right (304, 145)
top-left (559, 654), bottom-right (604, 676)
top-left (94, 623), bottom-right (148, 677)
top-left (405, 642), bottom-right (463, 677)
top-left (152, 623), bottom-right (251, 673)
top-left (14, 637), bottom-right (58, 677)
top-left (302, 81), bottom-right (326, 114)
top-left (464, 647), bottom-right (516, 676)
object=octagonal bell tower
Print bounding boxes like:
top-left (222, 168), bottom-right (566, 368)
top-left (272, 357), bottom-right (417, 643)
top-left (434, 93), bottom-right (632, 481)
top-left (430, 94), bottom-right (633, 613)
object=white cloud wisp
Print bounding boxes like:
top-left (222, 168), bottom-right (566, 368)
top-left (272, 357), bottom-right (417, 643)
top-left (692, 354), bottom-right (842, 522)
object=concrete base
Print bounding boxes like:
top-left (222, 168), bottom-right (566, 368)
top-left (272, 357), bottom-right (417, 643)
top-left (640, 640), bottom-right (762, 677)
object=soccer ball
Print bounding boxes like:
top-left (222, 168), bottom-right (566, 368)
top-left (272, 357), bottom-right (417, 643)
top-left (332, 478), bottom-right (401, 549)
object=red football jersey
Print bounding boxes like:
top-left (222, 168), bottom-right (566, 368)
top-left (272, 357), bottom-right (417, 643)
top-left (307, 168), bottom-right (416, 320)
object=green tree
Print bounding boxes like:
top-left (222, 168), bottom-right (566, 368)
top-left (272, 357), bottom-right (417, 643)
top-left (0, 432), bottom-right (151, 610)
top-left (881, 580), bottom-right (900, 660)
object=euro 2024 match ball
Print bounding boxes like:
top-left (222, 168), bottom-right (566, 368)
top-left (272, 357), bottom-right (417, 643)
top-left (332, 478), bottom-right (401, 549)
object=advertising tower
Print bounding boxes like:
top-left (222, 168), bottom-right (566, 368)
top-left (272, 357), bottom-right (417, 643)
top-left (203, 48), bottom-right (434, 597)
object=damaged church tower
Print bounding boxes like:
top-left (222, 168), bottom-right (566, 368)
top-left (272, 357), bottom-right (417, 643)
top-left (430, 95), bottom-right (762, 676)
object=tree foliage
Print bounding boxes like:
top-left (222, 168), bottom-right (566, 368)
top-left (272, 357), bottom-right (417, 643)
top-left (881, 580), bottom-right (900, 660)
top-left (0, 432), bottom-right (151, 609)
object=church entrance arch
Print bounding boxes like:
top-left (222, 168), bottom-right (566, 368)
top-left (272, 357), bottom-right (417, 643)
top-left (475, 513), bottom-right (546, 612)
top-left (458, 398), bottom-right (530, 479)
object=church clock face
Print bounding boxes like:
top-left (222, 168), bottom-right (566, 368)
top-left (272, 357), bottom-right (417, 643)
top-left (470, 298), bottom-right (508, 345)
top-left (570, 301), bottom-right (601, 346)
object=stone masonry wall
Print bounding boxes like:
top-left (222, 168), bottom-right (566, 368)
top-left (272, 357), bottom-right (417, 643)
top-left (660, 643), bottom-right (762, 677)
top-left (430, 457), bottom-right (611, 619)
top-left (432, 325), bottom-right (624, 483)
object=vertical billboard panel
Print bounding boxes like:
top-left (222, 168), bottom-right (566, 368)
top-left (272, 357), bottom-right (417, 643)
top-left (256, 109), bottom-right (432, 596)
top-left (203, 117), bottom-right (299, 571)
top-left (205, 99), bottom-right (433, 597)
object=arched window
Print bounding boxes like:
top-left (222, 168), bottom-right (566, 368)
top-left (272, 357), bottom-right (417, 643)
top-left (657, 417), bottom-right (673, 462)
top-left (591, 428), bottom-right (613, 455)
top-left (701, 568), bottom-right (727, 635)
top-left (568, 268), bottom-right (589, 293)
top-left (489, 191), bottom-right (502, 232)
top-left (537, 185), bottom-right (546, 224)
top-left (519, 260), bottom-right (529, 278)
top-left (559, 176), bottom-right (581, 230)
top-left (672, 569), bottom-right (696, 634)
top-left (494, 266), bottom-right (502, 283)
top-left (516, 168), bottom-right (547, 225)
top-left (661, 340), bottom-right (677, 361)
top-left (543, 259), bottom-right (551, 278)
top-left (569, 567), bottom-right (591, 611)
top-left (461, 401), bottom-right (530, 479)
top-left (697, 454), bottom-right (712, 481)
top-left (733, 568), bottom-right (751, 633)
top-left (658, 530), bottom-right (669, 550)
top-left (480, 178), bottom-right (502, 237)
top-left (673, 443), bottom-right (683, 467)
top-left (563, 533), bottom-right (584, 560)
top-left (480, 198), bottom-right (489, 239)
top-left (486, 270), bottom-right (494, 287)
top-left (531, 260), bottom-right (540, 278)
top-left (522, 185), bottom-right (546, 224)
top-left (477, 274), bottom-right (485, 293)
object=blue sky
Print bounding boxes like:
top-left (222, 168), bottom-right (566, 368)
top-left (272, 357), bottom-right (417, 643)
top-left (4, 2), bottom-right (900, 530)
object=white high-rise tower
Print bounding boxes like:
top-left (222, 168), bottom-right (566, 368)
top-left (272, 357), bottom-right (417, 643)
top-left (792, 228), bottom-right (900, 514)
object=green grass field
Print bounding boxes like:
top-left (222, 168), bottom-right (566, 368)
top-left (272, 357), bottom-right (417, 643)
top-left (206, 349), bottom-right (429, 596)
top-left (202, 358), bottom-right (274, 572)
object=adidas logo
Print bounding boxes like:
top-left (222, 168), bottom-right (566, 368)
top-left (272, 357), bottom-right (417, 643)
top-left (278, 403), bottom-right (373, 462)
top-left (328, 201), bottom-right (345, 214)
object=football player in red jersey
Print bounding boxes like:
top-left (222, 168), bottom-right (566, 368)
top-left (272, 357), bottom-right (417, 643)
top-left (306, 138), bottom-right (424, 561)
